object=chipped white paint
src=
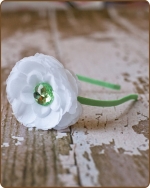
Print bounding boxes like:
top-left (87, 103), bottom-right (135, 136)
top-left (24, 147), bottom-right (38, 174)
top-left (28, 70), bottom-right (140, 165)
top-left (108, 7), bottom-right (148, 41)
top-left (99, 149), bottom-right (104, 154)
top-left (1, 30), bottom-right (56, 68)
top-left (56, 128), bottom-right (70, 139)
top-left (60, 27), bottom-right (149, 155)
top-left (15, 141), bottom-right (22, 146)
top-left (58, 144), bottom-right (78, 186)
top-left (73, 95), bottom-right (148, 155)
top-left (59, 16), bottom-right (149, 185)
top-left (49, 10), bottom-right (62, 60)
top-left (28, 127), bottom-right (33, 131)
top-left (57, 127), bottom-right (70, 133)
top-left (59, 145), bottom-right (75, 166)
top-left (71, 95), bottom-right (148, 185)
top-left (74, 144), bottom-right (100, 186)
top-left (1, 142), bottom-right (9, 147)
top-left (60, 31), bottom-right (148, 89)
top-left (58, 173), bottom-right (78, 187)
top-left (12, 136), bottom-right (24, 141)
top-left (56, 132), bottom-right (67, 139)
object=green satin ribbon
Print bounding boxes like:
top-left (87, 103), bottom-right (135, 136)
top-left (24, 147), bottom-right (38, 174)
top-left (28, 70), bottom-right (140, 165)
top-left (76, 74), bottom-right (138, 107)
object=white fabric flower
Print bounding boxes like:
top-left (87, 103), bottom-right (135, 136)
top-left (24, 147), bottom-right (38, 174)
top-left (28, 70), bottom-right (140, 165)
top-left (6, 53), bottom-right (82, 130)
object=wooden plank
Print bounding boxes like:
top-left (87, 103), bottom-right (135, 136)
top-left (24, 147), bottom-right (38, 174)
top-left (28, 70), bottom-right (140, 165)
top-left (56, 8), bottom-right (149, 187)
top-left (1, 10), bottom-right (79, 187)
top-left (1, 6), bottom-right (149, 187)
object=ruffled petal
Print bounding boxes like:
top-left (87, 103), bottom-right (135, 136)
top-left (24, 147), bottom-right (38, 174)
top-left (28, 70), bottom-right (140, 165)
top-left (56, 89), bottom-right (72, 114)
top-left (65, 69), bottom-right (78, 95)
top-left (70, 102), bottom-right (82, 125)
top-left (43, 74), bottom-right (59, 91)
top-left (50, 68), bottom-right (78, 113)
top-left (27, 70), bottom-right (43, 87)
top-left (25, 123), bottom-right (35, 128)
top-left (50, 91), bottom-right (60, 111)
top-left (17, 59), bottom-right (45, 75)
top-left (43, 72), bottom-right (65, 91)
top-left (35, 53), bottom-right (64, 68)
top-left (34, 110), bottom-right (62, 130)
top-left (32, 102), bottom-right (51, 118)
top-left (54, 102), bottom-right (82, 130)
top-left (6, 71), bottom-right (19, 84)
top-left (53, 112), bottom-right (72, 130)
top-left (68, 98), bottom-right (77, 114)
top-left (6, 73), bottom-right (27, 102)
top-left (12, 99), bottom-right (36, 125)
top-left (52, 68), bottom-right (68, 87)
top-left (20, 85), bottom-right (35, 104)
top-left (50, 76), bottom-right (60, 91)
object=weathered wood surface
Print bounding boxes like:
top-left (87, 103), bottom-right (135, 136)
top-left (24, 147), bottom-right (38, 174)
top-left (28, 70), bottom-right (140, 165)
top-left (1, 5), bottom-right (149, 187)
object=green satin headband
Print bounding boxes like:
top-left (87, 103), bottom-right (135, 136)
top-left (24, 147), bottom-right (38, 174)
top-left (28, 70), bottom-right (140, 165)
top-left (76, 74), bottom-right (138, 107)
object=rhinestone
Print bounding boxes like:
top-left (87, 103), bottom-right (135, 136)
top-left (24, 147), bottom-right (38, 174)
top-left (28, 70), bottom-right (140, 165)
top-left (33, 83), bottom-right (54, 106)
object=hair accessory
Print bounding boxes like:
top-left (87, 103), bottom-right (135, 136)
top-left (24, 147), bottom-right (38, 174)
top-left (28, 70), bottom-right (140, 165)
top-left (6, 53), bottom-right (138, 130)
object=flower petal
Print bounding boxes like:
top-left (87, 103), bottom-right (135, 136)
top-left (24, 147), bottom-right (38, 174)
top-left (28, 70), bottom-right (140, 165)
top-left (50, 91), bottom-right (60, 111)
top-left (17, 59), bottom-right (45, 75)
top-left (12, 99), bottom-right (36, 125)
top-left (6, 73), bottom-right (27, 102)
top-left (20, 85), bottom-right (35, 104)
top-left (65, 69), bottom-right (79, 95)
top-left (32, 102), bottom-right (51, 118)
top-left (54, 102), bottom-right (82, 130)
top-left (56, 89), bottom-right (72, 114)
top-left (35, 53), bottom-right (64, 68)
top-left (25, 123), bottom-right (35, 128)
top-left (53, 112), bottom-right (72, 130)
top-left (34, 110), bottom-right (62, 130)
top-left (27, 70), bottom-right (43, 87)
top-left (50, 68), bottom-right (78, 113)
top-left (68, 98), bottom-right (77, 114)
top-left (43, 74), bottom-right (61, 91)
top-left (70, 102), bottom-right (82, 125)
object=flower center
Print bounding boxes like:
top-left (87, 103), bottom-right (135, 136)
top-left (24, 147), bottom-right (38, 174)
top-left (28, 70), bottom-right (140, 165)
top-left (33, 83), bottom-right (54, 106)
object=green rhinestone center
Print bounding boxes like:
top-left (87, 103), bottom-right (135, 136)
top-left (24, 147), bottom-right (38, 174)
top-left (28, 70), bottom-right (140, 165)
top-left (33, 83), bottom-right (54, 106)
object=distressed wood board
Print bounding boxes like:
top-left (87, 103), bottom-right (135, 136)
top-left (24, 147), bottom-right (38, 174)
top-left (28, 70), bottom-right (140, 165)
top-left (1, 5), bottom-right (149, 187)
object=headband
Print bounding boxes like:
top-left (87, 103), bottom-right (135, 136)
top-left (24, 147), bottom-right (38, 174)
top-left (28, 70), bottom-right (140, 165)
top-left (6, 53), bottom-right (138, 130)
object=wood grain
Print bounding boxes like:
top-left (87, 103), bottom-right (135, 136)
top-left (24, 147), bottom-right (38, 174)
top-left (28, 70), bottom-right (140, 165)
top-left (1, 5), bottom-right (149, 187)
